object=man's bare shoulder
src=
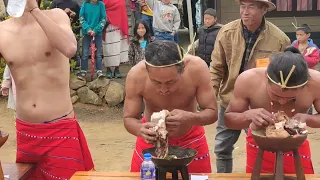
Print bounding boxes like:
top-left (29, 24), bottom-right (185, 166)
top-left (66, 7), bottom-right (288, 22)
top-left (236, 68), bottom-right (265, 87)
top-left (126, 61), bottom-right (148, 87)
top-left (42, 8), bottom-right (70, 24)
top-left (309, 69), bottom-right (320, 87)
top-left (0, 19), bottom-right (13, 53)
top-left (0, 18), bottom-right (13, 29)
top-left (185, 55), bottom-right (208, 73)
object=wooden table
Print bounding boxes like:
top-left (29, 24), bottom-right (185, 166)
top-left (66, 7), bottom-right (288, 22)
top-left (2, 162), bottom-right (35, 180)
top-left (71, 172), bottom-right (320, 180)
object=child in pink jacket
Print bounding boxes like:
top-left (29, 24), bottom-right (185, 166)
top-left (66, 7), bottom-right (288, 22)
top-left (292, 24), bottom-right (320, 69)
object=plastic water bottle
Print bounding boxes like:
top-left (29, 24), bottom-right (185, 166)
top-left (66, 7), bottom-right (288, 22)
top-left (7, 0), bottom-right (27, 18)
top-left (141, 153), bottom-right (155, 180)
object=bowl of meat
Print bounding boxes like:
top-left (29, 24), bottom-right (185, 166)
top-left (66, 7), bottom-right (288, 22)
top-left (143, 146), bottom-right (198, 168)
top-left (142, 110), bottom-right (198, 167)
top-left (251, 111), bottom-right (307, 152)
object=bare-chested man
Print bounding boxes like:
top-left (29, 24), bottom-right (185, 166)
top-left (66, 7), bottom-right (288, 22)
top-left (224, 47), bottom-right (316, 174)
top-left (0, 0), bottom-right (94, 179)
top-left (124, 40), bottom-right (218, 173)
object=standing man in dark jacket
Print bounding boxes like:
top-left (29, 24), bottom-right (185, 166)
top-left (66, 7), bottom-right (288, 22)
top-left (188, 8), bottom-right (222, 67)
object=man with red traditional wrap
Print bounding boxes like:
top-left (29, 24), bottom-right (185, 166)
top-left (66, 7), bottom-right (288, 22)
top-left (224, 47), bottom-right (317, 174)
top-left (0, 0), bottom-right (94, 179)
top-left (123, 40), bottom-right (218, 173)
top-left (102, 0), bottom-right (129, 78)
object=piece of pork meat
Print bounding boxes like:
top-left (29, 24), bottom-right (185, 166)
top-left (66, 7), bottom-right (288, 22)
top-left (266, 111), bottom-right (307, 138)
top-left (150, 110), bottom-right (170, 158)
top-left (284, 118), bottom-right (307, 135)
top-left (266, 111), bottom-right (290, 138)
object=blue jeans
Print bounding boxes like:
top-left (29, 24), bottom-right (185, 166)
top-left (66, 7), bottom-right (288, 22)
top-left (81, 34), bottom-right (102, 71)
top-left (214, 106), bottom-right (242, 173)
top-left (154, 30), bottom-right (176, 43)
top-left (141, 14), bottom-right (153, 36)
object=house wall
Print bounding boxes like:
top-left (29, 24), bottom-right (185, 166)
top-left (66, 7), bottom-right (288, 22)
top-left (219, 0), bottom-right (320, 32)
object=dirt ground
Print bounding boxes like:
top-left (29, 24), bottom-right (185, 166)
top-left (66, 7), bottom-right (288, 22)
top-left (1, 97), bottom-right (320, 173)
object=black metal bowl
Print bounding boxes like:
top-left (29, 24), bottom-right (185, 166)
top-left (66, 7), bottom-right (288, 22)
top-left (142, 146), bottom-right (198, 168)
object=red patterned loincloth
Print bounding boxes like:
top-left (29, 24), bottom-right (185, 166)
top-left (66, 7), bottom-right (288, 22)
top-left (16, 116), bottom-right (94, 180)
top-left (130, 117), bottom-right (211, 173)
top-left (246, 128), bottom-right (314, 174)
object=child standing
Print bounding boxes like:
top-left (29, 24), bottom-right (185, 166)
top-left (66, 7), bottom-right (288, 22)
top-left (292, 24), bottom-right (319, 69)
top-left (140, 0), bottom-right (180, 43)
top-left (78, 0), bottom-right (107, 80)
top-left (128, 20), bottom-right (153, 66)
top-left (188, 8), bottom-right (222, 67)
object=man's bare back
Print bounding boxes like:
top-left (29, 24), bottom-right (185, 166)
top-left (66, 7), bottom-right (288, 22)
top-left (124, 54), bottom-right (217, 139)
top-left (225, 67), bottom-right (320, 129)
top-left (0, 7), bottom-right (77, 123)
top-left (236, 68), bottom-right (319, 114)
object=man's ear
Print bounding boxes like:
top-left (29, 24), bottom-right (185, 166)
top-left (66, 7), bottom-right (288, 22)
top-left (262, 6), bottom-right (268, 16)
top-left (264, 71), bottom-right (269, 80)
top-left (307, 33), bottom-right (311, 38)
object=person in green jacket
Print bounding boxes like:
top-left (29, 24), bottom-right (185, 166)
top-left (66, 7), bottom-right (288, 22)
top-left (78, 0), bottom-right (107, 80)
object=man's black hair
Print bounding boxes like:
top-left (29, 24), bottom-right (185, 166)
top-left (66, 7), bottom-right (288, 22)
top-left (267, 46), bottom-right (309, 87)
top-left (145, 40), bottom-right (184, 73)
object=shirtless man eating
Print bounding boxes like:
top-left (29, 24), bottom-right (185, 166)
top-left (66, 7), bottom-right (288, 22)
top-left (224, 47), bottom-right (316, 174)
top-left (124, 40), bottom-right (218, 173)
top-left (0, 0), bottom-right (94, 179)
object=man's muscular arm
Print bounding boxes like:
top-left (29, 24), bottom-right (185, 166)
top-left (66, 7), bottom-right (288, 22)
top-left (224, 73), bottom-right (251, 129)
top-left (187, 56), bottom-right (218, 126)
top-left (306, 99), bottom-right (320, 128)
top-left (30, 8), bottom-right (77, 58)
top-left (123, 67), bottom-right (144, 137)
top-left (303, 76), bottom-right (320, 128)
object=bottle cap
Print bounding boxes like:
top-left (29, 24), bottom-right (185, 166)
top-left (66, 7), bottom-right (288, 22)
top-left (144, 153), bottom-right (152, 160)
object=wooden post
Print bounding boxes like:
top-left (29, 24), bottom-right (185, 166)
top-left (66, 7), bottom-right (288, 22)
top-left (275, 151), bottom-right (284, 180)
top-left (251, 148), bottom-right (264, 180)
top-left (293, 149), bottom-right (306, 180)
top-left (186, 0), bottom-right (194, 43)
top-left (0, 161), bottom-right (4, 180)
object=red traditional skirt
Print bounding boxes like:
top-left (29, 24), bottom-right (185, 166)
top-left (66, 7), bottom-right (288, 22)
top-left (130, 117), bottom-right (211, 173)
top-left (16, 116), bottom-right (95, 180)
top-left (246, 128), bottom-right (314, 174)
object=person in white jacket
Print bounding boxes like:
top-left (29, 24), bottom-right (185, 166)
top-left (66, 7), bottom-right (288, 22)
top-left (1, 64), bottom-right (16, 111)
